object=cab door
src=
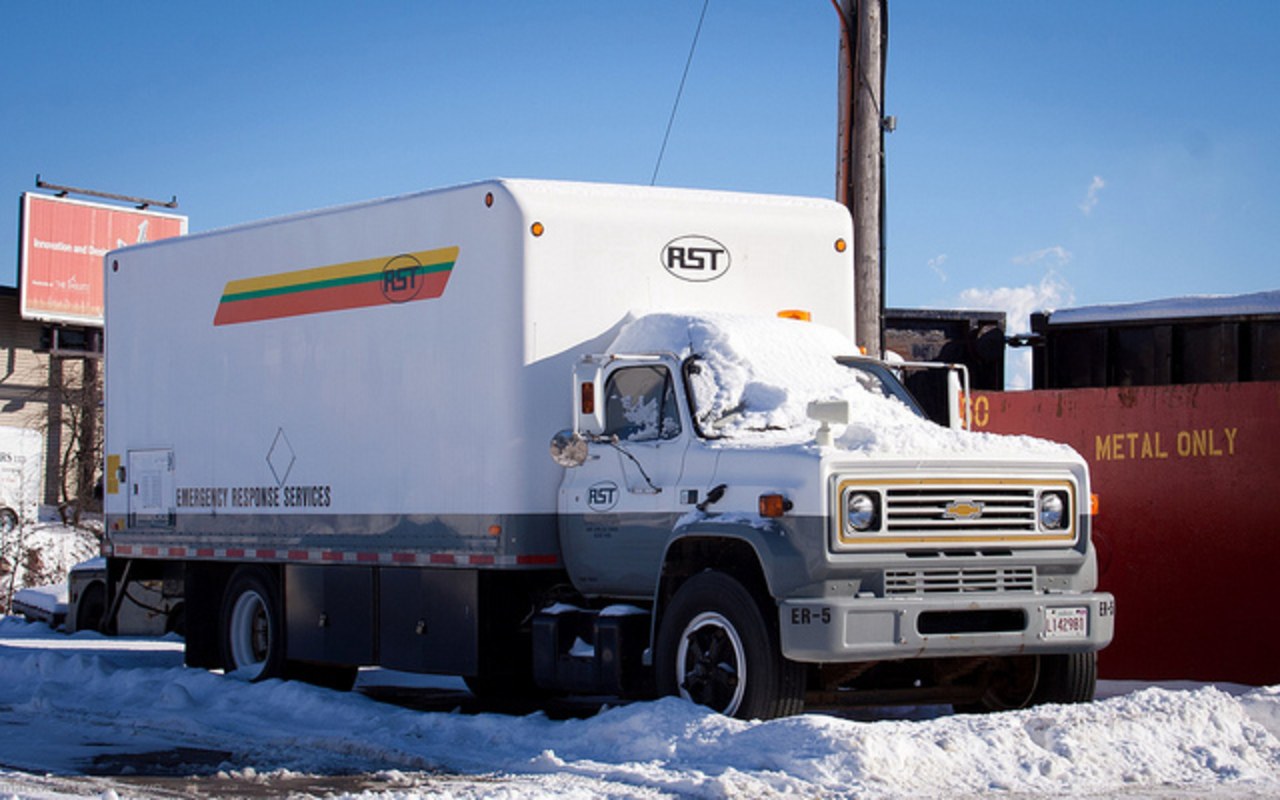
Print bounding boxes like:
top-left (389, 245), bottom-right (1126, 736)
top-left (559, 357), bottom-right (690, 597)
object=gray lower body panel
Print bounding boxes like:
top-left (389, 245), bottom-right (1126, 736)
top-left (779, 592), bottom-right (1115, 662)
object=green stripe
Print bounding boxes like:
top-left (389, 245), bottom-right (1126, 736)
top-left (220, 262), bottom-right (454, 304)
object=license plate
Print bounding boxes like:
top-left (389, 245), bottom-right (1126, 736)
top-left (1044, 606), bottom-right (1089, 639)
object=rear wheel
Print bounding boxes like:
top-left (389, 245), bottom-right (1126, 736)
top-left (220, 567), bottom-right (286, 682)
top-left (656, 571), bottom-right (804, 720)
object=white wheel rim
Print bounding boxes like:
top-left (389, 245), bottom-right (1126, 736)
top-left (675, 611), bottom-right (747, 716)
top-left (228, 589), bottom-right (271, 676)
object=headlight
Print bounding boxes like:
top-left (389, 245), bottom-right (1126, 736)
top-left (1039, 491), bottom-right (1067, 530)
top-left (846, 491), bottom-right (879, 532)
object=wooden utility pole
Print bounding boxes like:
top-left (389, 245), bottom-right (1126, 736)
top-left (835, 0), bottom-right (888, 358)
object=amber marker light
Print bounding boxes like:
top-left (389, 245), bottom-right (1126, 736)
top-left (489, 525), bottom-right (502, 536)
top-left (835, 238), bottom-right (848, 252)
top-left (759, 493), bottom-right (792, 518)
top-left (777, 310), bottom-right (811, 322)
top-left (531, 222), bottom-right (545, 236)
top-left (1091, 494), bottom-right (1099, 515)
top-left (580, 381), bottom-right (595, 415)
top-left (484, 192), bottom-right (494, 207)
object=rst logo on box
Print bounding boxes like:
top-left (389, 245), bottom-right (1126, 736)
top-left (662, 236), bottom-right (731, 282)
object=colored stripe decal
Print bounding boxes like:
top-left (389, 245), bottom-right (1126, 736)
top-left (214, 246), bottom-right (459, 325)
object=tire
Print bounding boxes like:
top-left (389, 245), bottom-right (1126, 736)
top-left (655, 571), bottom-right (805, 720)
top-left (220, 567), bottom-right (287, 682)
top-left (1031, 651), bottom-right (1096, 705)
top-left (956, 652), bottom-right (1096, 713)
top-left (75, 581), bottom-right (108, 634)
top-left (955, 655), bottom-right (1039, 714)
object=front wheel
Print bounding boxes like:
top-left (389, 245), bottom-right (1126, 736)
top-left (220, 567), bottom-right (286, 682)
top-left (1032, 651), bottom-right (1096, 705)
top-left (957, 652), bottom-right (1097, 713)
top-left (655, 571), bottom-right (804, 720)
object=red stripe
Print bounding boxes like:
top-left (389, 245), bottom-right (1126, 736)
top-left (322, 551), bottom-right (344, 562)
top-left (429, 553), bottom-right (455, 565)
top-left (116, 545), bottom-right (133, 555)
top-left (257, 549), bottom-right (277, 559)
top-left (196, 548), bottom-right (215, 557)
top-left (357, 552), bottom-right (379, 563)
top-left (517, 554), bottom-right (560, 566)
top-left (141, 547), bottom-right (159, 556)
top-left (392, 553), bottom-right (417, 563)
top-left (469, 554), bottom-right (495, 566)
top-left (288, 550), bottom-right (309, 561)
top-left (168, 547), bottom-right (186, 557)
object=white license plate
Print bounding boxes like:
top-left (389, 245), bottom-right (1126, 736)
top-left (1044, 606), bottom-right (1089, 639)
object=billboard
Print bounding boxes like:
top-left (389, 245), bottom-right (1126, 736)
top-left (19, 192), bottom-right (187, 326)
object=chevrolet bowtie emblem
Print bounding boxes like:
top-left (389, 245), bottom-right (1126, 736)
top-left (944, 501), bottom-right (985, 520)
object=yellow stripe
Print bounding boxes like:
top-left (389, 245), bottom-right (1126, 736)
top-left (222, 247), bottom-right (459, 296)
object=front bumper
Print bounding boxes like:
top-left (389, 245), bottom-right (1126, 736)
top-left (779, 592), bottom-right (1115, 662)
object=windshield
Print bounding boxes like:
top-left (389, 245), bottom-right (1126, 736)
top-left (835, 357), bottom-right (927, 418)
top-left (684, 354), bottom-right (926, 439)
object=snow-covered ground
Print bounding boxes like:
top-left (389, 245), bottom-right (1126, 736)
top-left (0, 617), bottom-right (1277, 799)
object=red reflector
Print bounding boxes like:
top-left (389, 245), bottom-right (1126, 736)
top-left (581, 381), bottom-right (595, 415)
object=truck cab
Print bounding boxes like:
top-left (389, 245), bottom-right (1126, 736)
top-left (544, 311), bottom-right (1114, 718)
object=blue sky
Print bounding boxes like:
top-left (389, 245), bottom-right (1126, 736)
top-left (3, 2), bottom-right (1277, 340)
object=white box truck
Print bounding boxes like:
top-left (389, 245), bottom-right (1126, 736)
top-left (97, 179), bottom-right (1113, 718)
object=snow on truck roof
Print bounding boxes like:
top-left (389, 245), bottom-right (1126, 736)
top-left (607, 312), bottom-right (1073, 461)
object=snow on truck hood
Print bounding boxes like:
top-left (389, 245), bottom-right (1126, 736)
top-left (607, 312), bottom-right (1075, 461)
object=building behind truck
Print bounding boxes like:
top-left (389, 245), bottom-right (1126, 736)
top-left (971, 291), bottom-right (1280, 687)
top-left (95, 179), bottom-right (1112, 718)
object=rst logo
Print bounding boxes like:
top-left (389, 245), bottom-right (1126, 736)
top-left (587, 480), bottom-right (619, 512)
top-left (380, 253), bottom-right (428, 303)
top-left (662, 236), bottom-right (731, 282)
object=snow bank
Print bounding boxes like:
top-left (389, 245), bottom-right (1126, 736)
top-left (608, 312), bottom-right (1073, 460)
top-left (2, 618), bottom-right (1277, 799)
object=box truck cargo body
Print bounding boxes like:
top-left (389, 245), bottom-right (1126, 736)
top-left (100, 180), bottom-right (1112, 718)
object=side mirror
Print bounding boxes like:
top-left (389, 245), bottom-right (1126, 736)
top-left (807, 400), bottom-right (851, 447)
top-left (549, 429), bottom-right (588, 468)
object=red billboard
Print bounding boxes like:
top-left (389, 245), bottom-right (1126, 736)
top-left (19, 193), bottom-right (187, 326)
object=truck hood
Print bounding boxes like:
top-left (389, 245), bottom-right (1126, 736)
top-left (608, 311), bottom-right (1079, 463)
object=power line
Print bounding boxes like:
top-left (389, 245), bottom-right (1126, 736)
top-left (651, 0), bottom-right (711, 186)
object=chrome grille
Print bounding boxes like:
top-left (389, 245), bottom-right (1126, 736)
top-left (885, 487), bottom-right (1037, 533)
top-left (885, 566), bottom-right (1036, 596)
